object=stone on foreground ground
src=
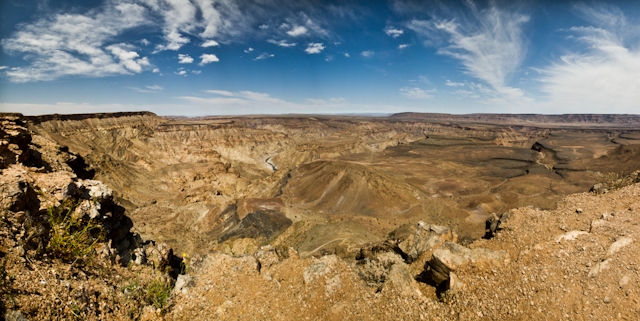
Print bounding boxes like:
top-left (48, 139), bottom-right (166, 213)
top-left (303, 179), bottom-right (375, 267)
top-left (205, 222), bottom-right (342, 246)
top-left (169, 184), bottom-right (640, 320)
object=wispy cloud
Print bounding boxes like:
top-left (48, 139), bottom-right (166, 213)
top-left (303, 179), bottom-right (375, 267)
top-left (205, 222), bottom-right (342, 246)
top-left (201, 40), bottom-right (219, 47)
top-left (200, 54), bottom-right (219, 65)
top-left (307, 97), bottom-right (346, 104)
top-left (175, 68), bottom-right (187, 76)
top-left (445, 80), bottom-right (465, 87)
top-left (129, 84), bottom-right (164, 93)
top-left (1, 1), bottom-right (151, 83)
top-left (538, 4), bottom-right (640, 112)
top-left (206, 90), bottom-right (235, 96)
top-left (305, 43), bottom-right (325, 54)
top-left (400, 87), bottom-right (435, 99)
top-left (268, 39), bottom-right (297, 47)
top-left (361, 50), bottom-right (374, 57)
top-left (178, 54), bottom-right (194, 64)
top-left (384, 26), bottom-right (404, 38)
top-left (152, 0), bottom-right (249, 51)
top-left (254, 53), bottom-right (274, 60)
top-left (146, 85), bottom-right (164, 91)
top-left (407, 2), bottom-right (530, 102)
top-left (244, 47), bottom-right (254, 53)
top-left (398, 44), bottom-right (410, 49)
top-left (180, 90), bottom-right (289, 105)
top-left (279, 12), bottom-right (329, 39)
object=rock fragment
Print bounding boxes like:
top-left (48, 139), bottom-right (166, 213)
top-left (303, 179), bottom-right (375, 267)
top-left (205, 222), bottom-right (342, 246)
top-left (427, 242), bottom-right (509, 287)
top-left (555, 230), bottom-right (588, 243)
top-left (606, 237), bottom-right (633, 257)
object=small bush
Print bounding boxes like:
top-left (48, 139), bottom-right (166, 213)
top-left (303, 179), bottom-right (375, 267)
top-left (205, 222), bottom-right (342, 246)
top-left (47, 198), bottom-right (104, 264)
top-left (145, 278), bottom-right (173, 309)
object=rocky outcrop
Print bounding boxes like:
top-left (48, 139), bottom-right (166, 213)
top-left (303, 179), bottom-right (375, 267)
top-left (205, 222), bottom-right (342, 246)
top-left (0, 115), bottom-right (32, 169)
top-left (426, 242), bottom-right (510, 287)
top-left (0, 116), bottom-right (179, 320)
top-left (396, 222), bottom-right (458, 262)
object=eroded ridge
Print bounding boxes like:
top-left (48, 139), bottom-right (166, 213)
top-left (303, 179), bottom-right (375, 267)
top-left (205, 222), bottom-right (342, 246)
top-left (2, 112), bottom-right (640, 320)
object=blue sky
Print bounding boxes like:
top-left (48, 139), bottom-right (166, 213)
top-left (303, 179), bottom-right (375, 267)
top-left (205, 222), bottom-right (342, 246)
top-left (1, 0), bottom-right (639, 116)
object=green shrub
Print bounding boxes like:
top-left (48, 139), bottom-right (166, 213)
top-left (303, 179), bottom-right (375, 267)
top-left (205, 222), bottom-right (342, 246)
top-left (47, 198), bottom-right (104, 264)
top-left (145, 278), bottom-right (173, 309)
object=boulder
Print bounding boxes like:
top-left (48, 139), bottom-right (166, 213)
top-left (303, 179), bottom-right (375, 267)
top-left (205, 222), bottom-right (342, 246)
top-left (427, 242), bottom-right (510, 287)
top-left (65, 179), bottom-right (113, 201)
top-left (397, 221), bottom-right (456, 262)
top-left (383, 263), bottom-right (422, 297)
top-left (173, 274), bottom-right (195, 294)
top-left (590, 183), bottom-right (607, 194)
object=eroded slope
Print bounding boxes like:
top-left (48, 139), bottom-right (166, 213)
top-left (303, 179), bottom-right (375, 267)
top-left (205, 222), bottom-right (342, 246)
top-left (26, 112), bottom-right (640, 258)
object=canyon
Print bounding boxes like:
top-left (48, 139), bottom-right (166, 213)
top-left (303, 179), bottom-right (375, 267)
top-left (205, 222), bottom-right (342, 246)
top-left (26, 112), bottom-right (640, 256)
top-left (2, 111), bottom-right (640, 320)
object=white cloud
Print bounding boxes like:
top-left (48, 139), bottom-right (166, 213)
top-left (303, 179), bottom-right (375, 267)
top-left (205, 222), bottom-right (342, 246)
top-left (0, 66), bottom-right (8, 70)
top-left (259, 24), bottom-right (269, 30)
top-left (130, 84), bottom-right (164, 93)
top-left (1, 1), bottom-right (150, 82)
top-left (344, 53), bottom-right (350, 58)
top-left (178, 54), bottom-right (194, 64)
top-left (325, 55), bottom-right (334, 62)
top-left (192, 70), bottom-right (201, 74)
top-left (175, 68), bottom-right (187, 76)
top-left (361, 50), bottom-right (374, 57)
top-left (0, 0), bottom-right (259, 81)
top-left (287, 25), bottom-right (308, 37)
top-left (281, 13), bottom-right (329, 39)
top-left (206, 90), bottom-right (236, 96)
top-left (445, 80), bottom-right (465, 87)
top-left (152, 68), bottom-right (160, 73)
top-left (407, 3), bottom-right (529, 102)
top-left (201, 40), bottom-right (219, 47)
top-left (152, 0), bottom-right (247, 51)
top-left (385, 26), bottom-right (404, 38)
top-left (307, 97), bottom-right (346, 104)
top-left (146, 85), bottom-right (164, 90)
top-left (400, 87), bottom-right (434, 99)
top-left (244, 47), bottom-right (254, 53)
top-left (254, 53), bottom-right (274, 60)
top-left (453, 89), bottom-right (479, 99)
top-left (305, 43), bottom-right (325, 54)
top-left (200, 54), bottom-right (219, 65)
top-left (181, 90), bottom-right (288, 106)
top-left (129, 86), bottom-right (152, 93)
top-left (398, 44), bottom-right (410, 49)
top-left (267, 39), bottom-right (296, 47)
top-left (538, 4), bottom-right (640, 112)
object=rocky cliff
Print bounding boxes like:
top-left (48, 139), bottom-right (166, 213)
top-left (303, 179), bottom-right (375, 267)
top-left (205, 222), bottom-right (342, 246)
top-left (2, 112), bottom-right (640, 320)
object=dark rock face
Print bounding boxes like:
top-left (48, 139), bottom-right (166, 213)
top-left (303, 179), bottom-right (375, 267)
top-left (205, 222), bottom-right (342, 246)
top-left (220, 208), bottom-right (292, 242)
top-left (0, 116), bottom-right (32, 169)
